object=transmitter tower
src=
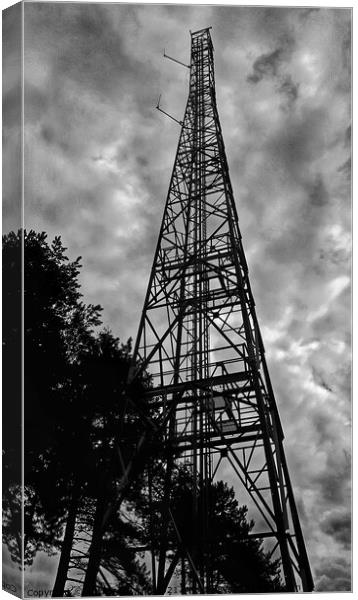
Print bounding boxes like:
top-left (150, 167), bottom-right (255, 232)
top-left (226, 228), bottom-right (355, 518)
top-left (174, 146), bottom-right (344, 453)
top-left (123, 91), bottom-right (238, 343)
top-left (129, 27), bottom-right (313, 594)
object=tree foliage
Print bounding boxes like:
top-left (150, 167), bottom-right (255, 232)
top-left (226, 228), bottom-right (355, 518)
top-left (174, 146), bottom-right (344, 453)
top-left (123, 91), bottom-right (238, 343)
top-left (3, 230), bottom-right (155, 593)
top-left (208, 481), bottom-right (283, 592)
top-left (3, 230), bottom-right (103, 565)
top-left (140, 464), bottom-right (284, 593)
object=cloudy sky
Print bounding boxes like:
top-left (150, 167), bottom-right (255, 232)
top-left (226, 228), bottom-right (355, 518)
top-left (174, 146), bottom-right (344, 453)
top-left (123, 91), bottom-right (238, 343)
top-left (3, 1), bottom-right (351, 594)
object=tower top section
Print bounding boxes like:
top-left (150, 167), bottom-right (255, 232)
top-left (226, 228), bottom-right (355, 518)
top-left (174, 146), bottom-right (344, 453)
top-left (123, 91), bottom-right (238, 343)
top-left (191, 26), bottom-right (212, 37)
top-left (190, 26), bottom-right (214, 63)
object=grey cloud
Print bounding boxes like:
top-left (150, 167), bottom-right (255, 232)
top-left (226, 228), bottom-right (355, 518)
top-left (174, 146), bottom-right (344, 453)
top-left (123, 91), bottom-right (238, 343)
top-left (334, 363), bottom-right (351, 404)
top-left (344, 124), bottom-right (351, 146)
top-left (318, 241), bottom-right (350, 269)
top-left (310, 410), bottom-right (336, 450)
top-left (264, 107), bottom-right (329, 179)
top-left (53, 10), bottom-right (139, 92)
top-left (320, 509), bottom-right (351, 548)
top-left (24, 85), bottom-right (49, 123)
top-left (254, 175), bottom-right (329, 273)
top-left (40, 123), bottom-right (71, 154)
top-left (252, 7), bottom-right (294, 39)
top-left (246, 32), bottom-right (296, 97)
top-left (338, 157), bottom-right (351, 177)
top-left (316, 573), bottom-right (351, 592)
top-left (277, 74), bottom-right (299, 104)
top-left (315, 556), bottom-right (351, 591)
top-left (341, 22), bottom-right (351, 72)
top-left (299, 8), bottom-right (320, 20)
top-left (311, 368), bottom-right (333, 393)
top-left (209, 7), bottom-right (284, 46)
top-left (316, 451), bottom-right (350, 506)
top-left (306, 174), bottom-right (329, 207)
top-left (24, 3), bottom-right (160, 142)
top-left (247, 47), bottom-right (285, 83)
top-left (3, 3), bottom-right (22, 235)
top-left (3, 86), bottom-right (22, 132)
top-left (310, 284), bottom-right (351, 341)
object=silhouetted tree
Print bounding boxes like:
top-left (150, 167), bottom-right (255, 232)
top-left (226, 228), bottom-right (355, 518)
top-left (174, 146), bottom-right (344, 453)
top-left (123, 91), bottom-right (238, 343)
top-left (3, 230), bottom-right (155, 594)
top-left (139, 464), bottom-right (284, 593)
top-left (3, 229), bottom-right (102, 565)
top-left (207, 480), bottom-right (283, 592)
top-left (3, 230), bottom-right (23, 566)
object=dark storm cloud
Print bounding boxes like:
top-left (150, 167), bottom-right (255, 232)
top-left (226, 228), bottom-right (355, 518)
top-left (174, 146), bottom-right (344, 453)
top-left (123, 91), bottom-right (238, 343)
top-left (26, 3), bottom-right (147, 95)
top-left (14, 4), bottom-right (351, 592)
top-left (247, 47), bottom-right (285, 83)
top-left (24, 2), bottom-right (160, 168)
top-left (246, 32), bottom-right (296, 106)
top-left (320, 509), bottom-right (351, 549)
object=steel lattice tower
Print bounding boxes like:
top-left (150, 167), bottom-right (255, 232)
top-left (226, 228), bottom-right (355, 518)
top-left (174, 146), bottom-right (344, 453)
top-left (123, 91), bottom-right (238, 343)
top-left (129, 27), bottom-right (313, 594)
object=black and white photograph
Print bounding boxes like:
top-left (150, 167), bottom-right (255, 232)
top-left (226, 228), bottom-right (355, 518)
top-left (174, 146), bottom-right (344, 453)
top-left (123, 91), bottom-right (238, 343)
top-left (2, 2), bottom-right (351, 597)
